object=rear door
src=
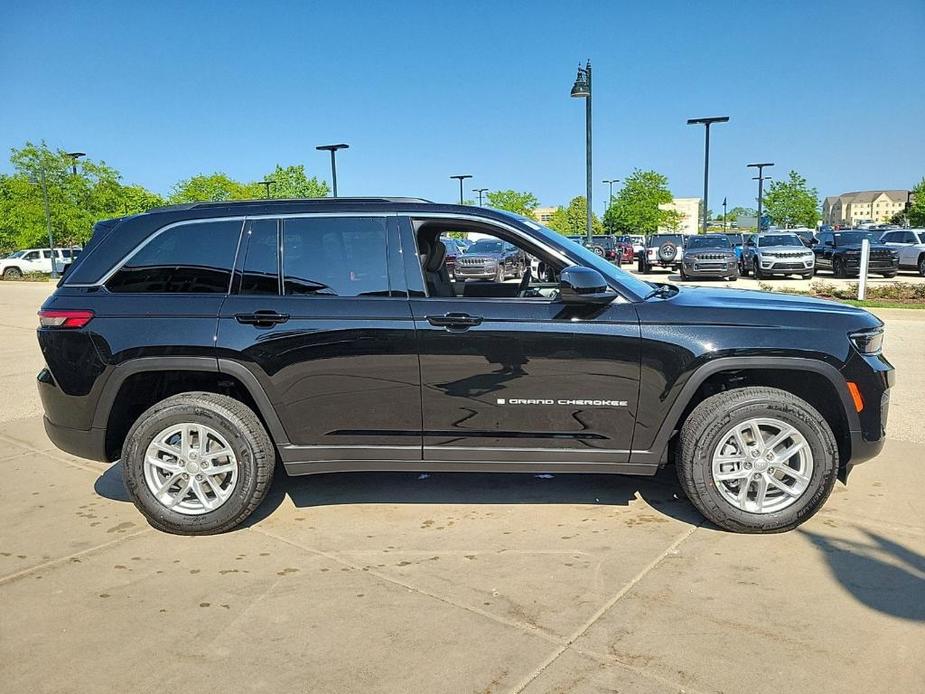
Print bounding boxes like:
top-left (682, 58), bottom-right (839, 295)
top-left (216, 214), bottom-right (422, 464)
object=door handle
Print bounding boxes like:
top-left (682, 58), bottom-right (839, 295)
top-left (235, 310), bottom-right (290, 326)
top-left (426, 312), bottom-right (483, 329)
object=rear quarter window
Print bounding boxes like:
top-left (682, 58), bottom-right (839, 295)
top-left (106, 220), bottom-right (243, 293)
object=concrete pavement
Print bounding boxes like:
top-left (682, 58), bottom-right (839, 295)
top-left (1, 281), bottom-right (922, 693)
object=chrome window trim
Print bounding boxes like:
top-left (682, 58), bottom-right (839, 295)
top-left (67, 212), bottom-right (398, 289)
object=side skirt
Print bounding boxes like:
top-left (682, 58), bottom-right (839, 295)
top-left (281, 458), bottom-right (659, 477)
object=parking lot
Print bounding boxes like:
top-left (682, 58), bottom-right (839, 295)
top-left (1, 280), bottom-right (922, 693)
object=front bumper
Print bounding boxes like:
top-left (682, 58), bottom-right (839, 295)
top-left (842, 257), bottom-right (899, 274)
top-left (758, 257), bottom-right (815, 274)
top-left (455, 266), bottom-right (497, 279)
top-left (682, 258), bottom-right (739, 278)
top-left (840, 352), bottom-right (895, 479)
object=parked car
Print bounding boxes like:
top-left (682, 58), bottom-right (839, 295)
top-left (812, 230), bottom-right (899, 278)
top-left (453, 236), bottom-right (526, 281)
top-left (0, 247), bottom-right (81, 279)
top-left (790, 229), bottom-right (817, 247)
top-left (742, 233), bottom-right (815, 279)
top-left (723, 233), bottom-right (745, 264)
top-left (680, 235), bottom-right (739, 280)
top-left (638, 234), bottom-right (684, 273)
top-left (38, 197), bottom-right (892, 535)
top-left (879, 228), bottom-right (925, 276)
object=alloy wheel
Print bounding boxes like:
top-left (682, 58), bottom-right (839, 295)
top-left (710, 417), bottom-right (814, 514)
top-left (143, 423), bottom-right (239, 515)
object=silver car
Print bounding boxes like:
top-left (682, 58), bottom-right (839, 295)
top-left (742, 233), bottom-right (815, 280)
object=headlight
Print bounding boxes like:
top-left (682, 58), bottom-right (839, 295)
top-left (850, 328), bottom-right (884, 355)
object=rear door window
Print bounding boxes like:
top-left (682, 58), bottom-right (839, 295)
top-left (282, 217), bottom-right (389, 296)
top-left (238, 219), bottom-right (280, 295)
top-left (107, 220), bottom-right (243, 293)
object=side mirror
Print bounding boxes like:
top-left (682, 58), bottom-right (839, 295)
top-left (810, 238), bottom-right (819, 246)
top-left (559, 266), bottom-right (616, 306)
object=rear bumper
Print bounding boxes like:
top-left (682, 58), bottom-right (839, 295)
top-left (43, 416), bottom-right (108, 462)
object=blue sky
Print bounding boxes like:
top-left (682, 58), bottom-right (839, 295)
top-left (2, 0), bottom-right (923, 212)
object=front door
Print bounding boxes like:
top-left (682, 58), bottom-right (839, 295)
top-left (217, 215), bottom-right (422, 464)
top-left (400, 218), bottom-right (641, 468)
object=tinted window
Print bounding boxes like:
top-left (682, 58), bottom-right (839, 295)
top-left (24, 251), bottom-right (39, 260)
top-left (239, 219), bottom-right (279, 295)
top-left (468, 239), bottom-right (504, 254)
top-left (758, 235), bottom-right (803, 247)
top-left (107, 220), bottom-right (242, 293)
top-left (282, 217), bottom-right (389, 297)
top-left (687, 236), bottom-right (731, 250)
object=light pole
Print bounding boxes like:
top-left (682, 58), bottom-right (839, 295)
top-left (36, 167), bottom-right (58, 278)
top-left (450, 175), bottom-right (472, 204)
top-left (722, 197), bottom-right (728, 232)
top-left (571, 61), bottom-right (593, 244)
top-left (315, 143), bottom-right (349, 197)
top-left (602, 178), bottom-right (619, 215)
top-left (747, 162), bottom-right (774, 231)
top-left (687, 116), bottom-right (729, 234)
top-left (473, 188), bottom-right (489, 206)
top-left (258, 180), bottom-right (275, 199)
top-left (66, 151), bottom-right (85, 176)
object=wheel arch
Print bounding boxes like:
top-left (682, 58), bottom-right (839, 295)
top-left (632, 357), bottom-right (860, 471)
top-left (95, 357), bottom-right (289, 461)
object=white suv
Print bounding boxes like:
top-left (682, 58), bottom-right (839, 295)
top-left (880, 229), bottom-right (925, 276)
top-left (0, 247), bottom-right (82, 279)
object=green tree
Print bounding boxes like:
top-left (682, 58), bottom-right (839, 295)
top-left (168, 173), bottom-right (250, 203)
top-left (762, 170), bottom-right (820, 228)
top-left (485, 189), bottom-right (538, 216)
top-left (546, 196), bottom-right (603, 236)
top-left (907, 178), bottom-right (925, 227)
top-left (603, 169), bottom-right (679, 234)
top-left (262, 164), bottom-right (329, 199)
top-left (0, 141), bottom-right (164, 252)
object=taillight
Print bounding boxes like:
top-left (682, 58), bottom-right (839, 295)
top-left (38, 309), bottom-right (94, 329)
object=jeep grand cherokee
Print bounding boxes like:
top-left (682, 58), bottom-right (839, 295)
top-left (37, 198), bottom-right (893, 535)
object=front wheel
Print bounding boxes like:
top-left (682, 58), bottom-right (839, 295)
top-left (753, 260), bottom-right (765, 280)
top-left (2, 267), bottom-right (23, 280)
top-left (121, 392), bottom-right (275, 535)
top-left (881, 271), bottom-right (897, 278)
top-left (918, 256), bottom-right (925, 277)
top-left (676, 387), bottom-right (838, 533)
top-left (833, 257), bottom-right (847, 278)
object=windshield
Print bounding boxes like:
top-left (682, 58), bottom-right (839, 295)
top-left (491, 210), bottom-right (654, 299)
top-left (7, 250), bottom-right (26, 258)
top-left (687, 236), bottom-right (731, 250)
top-left (468, 239), bottom-right (503, 253)
top-left (647, 235), bottom-right (683, 247)
top-left (758, 235), bottom-right (804, 247)
top-left (724, 234), bottom-right (744, 246)
top-left (835, 231), bottom-right (878, 245)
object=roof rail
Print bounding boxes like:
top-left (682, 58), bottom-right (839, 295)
top-left (148, 197), bottom-right (432, 212)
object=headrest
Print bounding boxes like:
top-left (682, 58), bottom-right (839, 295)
top-left (424, 240), bottom-right (447, 272)
top-left (418, 238), bottom-right (431, 268)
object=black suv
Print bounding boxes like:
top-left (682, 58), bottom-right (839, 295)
top-left (38, 198), bottom-right (893, 535)
top-left (638, 234), bottom-right (683, 273)
top-left (812, 230), bottom-right (900, 278)
top-left (453, 236), bottom-right (526, 281)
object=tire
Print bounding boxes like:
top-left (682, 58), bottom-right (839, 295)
top-left (740, 260), bottom-right (749, 277)
top-left (675, 387), bottom-right (838, 533)
top-left (881, 272), bottom-right (897, 278)
top-left (122, 392), bottom-right (275, 535)
top-left (833, 257), bottom-right (846, 279)
top-left (2, 267), bottom-right (23, 280)
top-left (801, 272), bottom-right (813, 280)
top-left (918, 255), bottom-right (925, 277)
top-left (680, 267), bottom-right (688, 280)
top-left (753, 260), bottom-right (765, 280)
top-left (638, 258), bottom-right (650, 274)
top-left (494, 265), bottom-right (505, 282)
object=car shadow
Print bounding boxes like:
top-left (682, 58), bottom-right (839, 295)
top-left (93, 461), bottom-right (705, 528)
top-left (799, 527), bottom-right (925, 622)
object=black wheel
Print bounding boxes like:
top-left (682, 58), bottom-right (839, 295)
top-left (833, 257), bottom-right (846, 278)
top-left (638, 258), bottom-right (650, 274)
top-left (739, 260), bottom-right (749, 277)
top-left (881, 271), bottom-right (897, 278)
top-left (753, 260), bottom-right (765, 280)
top-left (494, 265), bottom-right (505, 282)
top-left (680, 267), bottom-right (688, 280)
top-left (676, 387), bottom-right (838, 533)
top-left (918, 255), bottom-right (925, 277)
top-left (801, 272), bottom-right (813, 280)
top-left (122, 392), bottom-right (275, 535)
top-left (2, 267), bottom-right (22, 280)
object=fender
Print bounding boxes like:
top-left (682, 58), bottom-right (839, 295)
top-left (91, 356), bottom-right (289, 445)
top-left (629, 356), bottom-right (860, 466)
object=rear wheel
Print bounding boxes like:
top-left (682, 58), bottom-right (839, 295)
top-left (833, 257), bottom-right (847, 278)
top-left (918, 255), bottom-right (925, 277)
top-left (676, 387), bottom-right (838, 533)
top-left (122, 392), bottom-right (275, 535)
top-left (2, 267), bottom-right (23, 280)
top-left (881, 271), bottom-right (897, 278)
top-left (638, 258), bottom-right (650, 274)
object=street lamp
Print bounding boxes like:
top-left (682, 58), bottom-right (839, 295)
top-left (258, 180), bottom-right (275, 199)
top-left (722, 197), bottom-right (728, 232)
top-left (602, 178), bottom-right (619, 215)
top-left (315, 143), bottom-right (349, 197)
top-left (473, 188), bottom-right (489, 206)
top-left (747, 162), bottom-right (774, 231)
top-left (687, 116), bottom-right (729, 233)
top-left (66, 151), bottom-right (85, 176)
top-left (450, 175), bottom-right (472, 204)
top-left (571, 61), bottom-right (593, 244)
